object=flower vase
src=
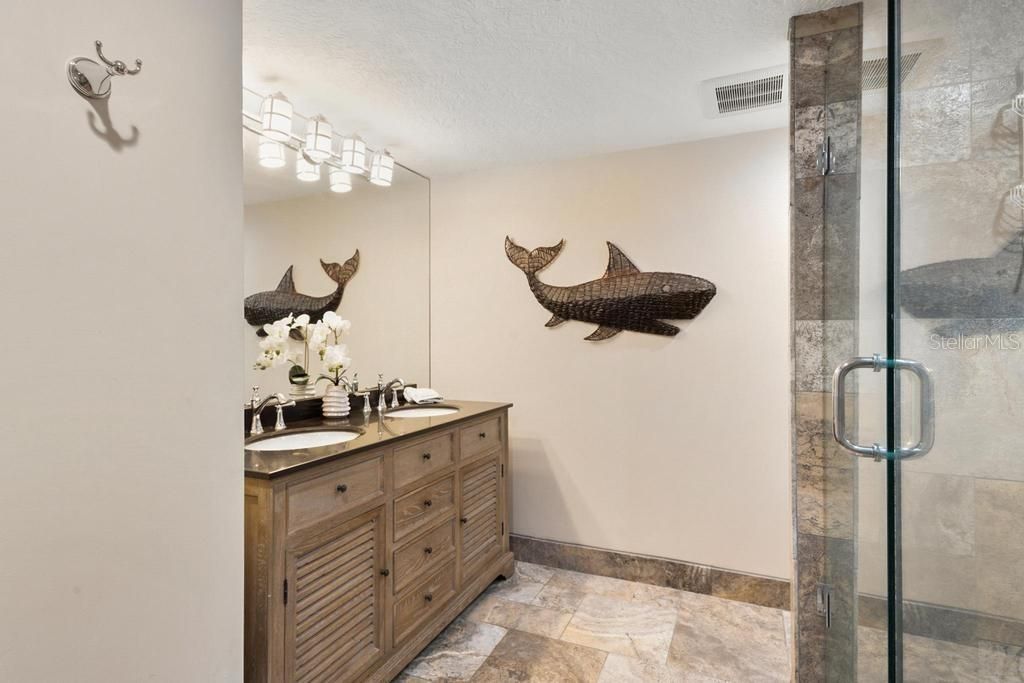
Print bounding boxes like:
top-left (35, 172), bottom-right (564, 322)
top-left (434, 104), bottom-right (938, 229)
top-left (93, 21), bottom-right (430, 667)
top-left (322, 384), bottom-right (351, 418)
top-left (289, 381), bottom-right (316, 400)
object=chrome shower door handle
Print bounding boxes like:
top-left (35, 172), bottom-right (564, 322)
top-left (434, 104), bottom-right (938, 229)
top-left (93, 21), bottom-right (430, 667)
top-left (889, 357), bottom-right (935, 460)
top-left (831, 354), bottom-right (935, 461)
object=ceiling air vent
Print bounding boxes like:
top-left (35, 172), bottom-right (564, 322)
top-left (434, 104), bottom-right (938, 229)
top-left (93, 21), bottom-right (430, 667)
top-left (701, 67), bottom-right (787, 119)
top-left (862, 52), bottom-right (922, 90)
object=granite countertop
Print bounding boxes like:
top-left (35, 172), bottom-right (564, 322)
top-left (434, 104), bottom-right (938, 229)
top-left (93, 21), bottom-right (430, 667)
top-left (244, 400), bottom-right (512, 479)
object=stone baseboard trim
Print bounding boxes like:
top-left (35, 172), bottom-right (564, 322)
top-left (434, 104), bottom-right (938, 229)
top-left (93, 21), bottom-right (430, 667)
top-left (510, 534), bottom-right (790, 611)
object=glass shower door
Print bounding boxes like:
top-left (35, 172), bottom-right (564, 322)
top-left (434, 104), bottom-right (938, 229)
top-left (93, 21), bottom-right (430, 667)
top-left (894, 0), bottom-right (1024, 679)
top-left (837, 0), bottom-right (1024, 679)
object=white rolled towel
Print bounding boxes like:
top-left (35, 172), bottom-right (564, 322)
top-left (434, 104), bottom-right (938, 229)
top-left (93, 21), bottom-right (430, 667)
top-left (404, 387), bottom-right (444, 405)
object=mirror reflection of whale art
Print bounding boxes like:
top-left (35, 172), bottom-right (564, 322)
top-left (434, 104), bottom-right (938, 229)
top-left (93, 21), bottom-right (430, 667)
top-left (505, 237), bottom-right (716, 341)
top-left (244, 251), bottom-right (359, 336)
top-left (900, 235), bottom-right (1024, 334)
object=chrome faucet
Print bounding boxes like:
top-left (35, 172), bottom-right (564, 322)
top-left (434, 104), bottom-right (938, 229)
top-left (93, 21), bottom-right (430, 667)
top-left (346, 373), bottom-right (372, 416)
top-left (380, 376), bottom-right (406, 411)
top-left (249, 387), bottom-right (296, 435)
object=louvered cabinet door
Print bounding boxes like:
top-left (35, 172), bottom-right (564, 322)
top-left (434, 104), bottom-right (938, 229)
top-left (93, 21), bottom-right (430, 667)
top-left (459, 454), bottom-right (502, 579)
top-left (283, 506), bottom-right (385, 683)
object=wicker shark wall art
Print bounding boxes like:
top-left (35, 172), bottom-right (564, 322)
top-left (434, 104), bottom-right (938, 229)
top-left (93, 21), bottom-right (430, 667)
top-left (244, 251), bottom-right (359, 336)
top-left (505, 237), bottom-right (716, 341)
top-left (900, 233), bottom-right (1024, 335)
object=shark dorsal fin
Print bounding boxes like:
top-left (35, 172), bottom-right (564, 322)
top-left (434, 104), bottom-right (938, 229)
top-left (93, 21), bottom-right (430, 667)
top-left (275, 266), bottom-right (297, 293)
top-left (604, 243), bottom-right (640, 278)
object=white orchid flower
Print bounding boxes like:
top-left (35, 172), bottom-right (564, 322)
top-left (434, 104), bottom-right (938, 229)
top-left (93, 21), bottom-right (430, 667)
top-left (258, 335), bottom-right (284, 353)
top-left (308, 321), bottom-right (329, 348)
top-left (254, 349), bottom-right (286, 370)
top-left (323, 344), bottom-right (351, 373)
top-left (292, 313), bottom-right (310, 329)
top-left (322, 311), bottom-right (340, 328)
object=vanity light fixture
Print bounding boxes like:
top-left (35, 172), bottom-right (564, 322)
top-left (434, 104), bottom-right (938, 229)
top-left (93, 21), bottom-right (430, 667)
top-left (339, 136), bottom-right (368, 174)
top-left (1012, 183), bottom-right (1024, 211)
top-left (258, 138), bottom-right (286, 169)
top-left (329, 168), bottom-right (353, 193)
top-left (260, 93), bottom-right (293, 142)
top-left (242, 87), bottom-right (397, 194)
top-left (296, 153), bottom-right (321, 182)
top-left (304, 116), bottom-right (333, 163)
top-left (1013, 92), bottom-right (1024, 118)
top-left (369, 150), bottom-right (395, 187)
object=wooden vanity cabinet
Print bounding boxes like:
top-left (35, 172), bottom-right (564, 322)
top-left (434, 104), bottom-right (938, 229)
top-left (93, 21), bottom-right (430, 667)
top-left (245, 408), bottom-right (512, 682)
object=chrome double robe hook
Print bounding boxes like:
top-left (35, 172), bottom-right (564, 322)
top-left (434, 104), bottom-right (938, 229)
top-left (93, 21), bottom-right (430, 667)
top-left (67, 40), bottom-right (143, 100)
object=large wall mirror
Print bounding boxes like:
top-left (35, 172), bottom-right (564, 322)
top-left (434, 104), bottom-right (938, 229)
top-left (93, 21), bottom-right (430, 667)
top-left (243, 131), bottom-right (430, 401)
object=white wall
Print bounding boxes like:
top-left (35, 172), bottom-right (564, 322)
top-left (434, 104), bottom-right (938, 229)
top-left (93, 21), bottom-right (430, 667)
top-left (0, 1), bottom-right (242, 681)
top-left (244, 169), bottom-right (431, 400)
top-left (431, 129), bottom-right (793, 579)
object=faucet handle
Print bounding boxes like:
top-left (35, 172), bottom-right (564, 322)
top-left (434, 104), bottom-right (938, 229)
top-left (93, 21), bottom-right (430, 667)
top-left (250, 386), bottom-right (261, 407)
top-left (274, 405), bottom-right (286, 431)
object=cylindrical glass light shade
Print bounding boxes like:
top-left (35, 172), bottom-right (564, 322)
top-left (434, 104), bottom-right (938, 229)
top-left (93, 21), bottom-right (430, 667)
top-left (304, 117), bottom-right (333, 163)
top-left (369, 150), bottom-right (395, 187)
top-left (296, 154), bottom-right (321, 182)
top-left (1012, 183), bottom-right (1024, 210)
top-left (339, 136), bottom-right (368, 173)
top-left (329, 168), bottom-right (353, 193)
top-left (257, 138), bottom-right (286, 169)
top-left (1013, 92), bottom-right (1024, 118)
top-left (259, 94), bottom-right (293, 142)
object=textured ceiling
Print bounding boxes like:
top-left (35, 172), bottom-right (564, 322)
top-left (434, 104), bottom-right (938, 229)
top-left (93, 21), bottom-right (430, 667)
top-left (243, 0), bottom-right (861, 177)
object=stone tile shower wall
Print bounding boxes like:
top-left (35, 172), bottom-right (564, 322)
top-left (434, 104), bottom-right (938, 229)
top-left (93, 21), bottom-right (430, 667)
top-left (789, 4), bottom-right (863, 681)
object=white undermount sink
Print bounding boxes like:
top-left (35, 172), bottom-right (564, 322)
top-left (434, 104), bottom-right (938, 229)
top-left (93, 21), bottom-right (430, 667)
top-left (246, 430), bottom-right (360, 451)
top-left (387, 406), bottom-right (459, 418)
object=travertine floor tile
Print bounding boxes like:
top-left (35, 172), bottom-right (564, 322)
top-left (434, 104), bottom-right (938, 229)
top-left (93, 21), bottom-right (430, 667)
top-left (482, 562), bottom-right (551, 604)
top-left (561, 594), bottom-right (678, 662)
top-left (482, 597), bottom-right (573, 639)
top-left (401, 617), bottom-right (507, 681)
top-left (669, 591), bottom-right (789, 681)
top-left (471, 629), bottom-right (607, 683)
top-left (544, 569), bottom-right (682, 608)
top-left (597, 653), bottom-right (725, 682)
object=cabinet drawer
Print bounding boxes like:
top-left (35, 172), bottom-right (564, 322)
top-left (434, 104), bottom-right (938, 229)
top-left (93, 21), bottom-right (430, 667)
top-left (460, 416), bottom-right (502, 461)
top-left (393, 519), bottom-right (455, 594)
top-left (394, 432), bottom-right (454, 490)
top-left (394, 475), bottom-right (455, 542)
top-left (286, 455), bottom-right (384, 533)
top-left (393, 560), bottom-right (456, 644)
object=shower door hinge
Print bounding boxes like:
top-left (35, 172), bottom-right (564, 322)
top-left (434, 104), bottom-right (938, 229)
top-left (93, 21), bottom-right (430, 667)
top-left (816, 583), bottom-right (833, 628)
top-left (816, 136), bottom-right (835, 176)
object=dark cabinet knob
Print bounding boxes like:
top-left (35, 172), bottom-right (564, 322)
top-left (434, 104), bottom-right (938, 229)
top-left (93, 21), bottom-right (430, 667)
top-left (422, 452), bottom-right (431, 461)
top-left (460, 516), bottom-right (468, 524)
top-left (380, 568), bottom-right (390, 576)
top-left (424, 592), bottom-right (433, 602)
top-left (424, 546), bottom-right (433, 554)
top-left (336, 484), bottom-right (348, 493)
top-left (423, 499), bottom-right (433, 507)
top-left (478, 432), bottom-right (486, 439)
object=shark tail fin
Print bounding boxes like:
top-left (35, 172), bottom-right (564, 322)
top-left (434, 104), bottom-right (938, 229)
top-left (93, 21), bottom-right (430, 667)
top-left (504, 236), bottom-right (565, 275)
top-left (321, 250), bottom-right (360, 287)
